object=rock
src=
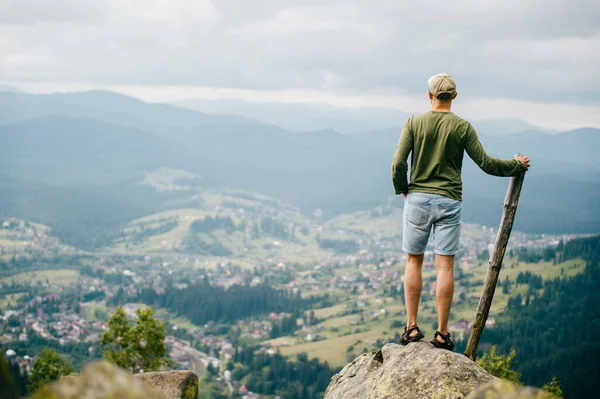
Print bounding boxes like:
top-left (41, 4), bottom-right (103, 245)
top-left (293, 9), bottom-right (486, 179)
top-left (39, 361), bottom-right (198, 399)
top-left (39, 361), bottom-right (165, 399)
top-left (325, 342), bottom-right (496, 399)
top-left (136, 370), bottom-right (199, 399)
top-left (466, 380), bottom-right (558, 399)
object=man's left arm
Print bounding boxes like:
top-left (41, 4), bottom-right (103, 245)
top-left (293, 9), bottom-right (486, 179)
top-left (391, 119), bottom-right (413, 196)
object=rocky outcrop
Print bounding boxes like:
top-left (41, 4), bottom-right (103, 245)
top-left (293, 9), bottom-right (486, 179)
top-left (40, 361), bottom-right (198, 399)
top-left (325, 342), bottom-right (496, 399)
top-left (466, 380), bottom-right (558, 399)
top-left (136, 370), bottom-right (199, 399)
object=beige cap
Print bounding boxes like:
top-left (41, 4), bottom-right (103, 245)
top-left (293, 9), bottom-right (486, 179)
top-left (428, 73), bottom-right (456, 98)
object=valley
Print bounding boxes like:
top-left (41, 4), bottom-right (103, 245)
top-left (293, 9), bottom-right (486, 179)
top-left (1, 189), bottom-right (583, 372)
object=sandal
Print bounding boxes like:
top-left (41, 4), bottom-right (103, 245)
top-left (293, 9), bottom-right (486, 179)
top-left (400, 325), bottom-right (424, 345)
top-left (430, 331), bottom-right (454, 351)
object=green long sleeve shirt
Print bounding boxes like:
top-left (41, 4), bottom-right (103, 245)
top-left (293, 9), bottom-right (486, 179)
top-left (392, 111), bottom-right (524, 201)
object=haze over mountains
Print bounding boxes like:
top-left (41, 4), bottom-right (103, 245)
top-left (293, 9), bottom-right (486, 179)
top-left (1, 89), bottom-right (599, 248)
top-left (175, 98), bottom-right (547, 136)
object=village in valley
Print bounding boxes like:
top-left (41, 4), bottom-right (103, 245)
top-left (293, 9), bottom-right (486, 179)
top-left (0, 191), bottom-right (581, 397)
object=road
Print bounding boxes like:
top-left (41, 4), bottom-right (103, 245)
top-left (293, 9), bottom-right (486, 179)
top-left (171, 339), bottom-right (207, 376)
top-left (171, 338), bottom-right (233, 396)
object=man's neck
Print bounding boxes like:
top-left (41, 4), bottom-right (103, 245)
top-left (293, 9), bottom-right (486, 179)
top-left (431, 100), bottom-right (452, 112)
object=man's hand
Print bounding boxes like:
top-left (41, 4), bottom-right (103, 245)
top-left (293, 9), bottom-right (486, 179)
top-left (514, 154), bottom-right (531, 170)
top-left (402, 193), bottom-right (407, 200)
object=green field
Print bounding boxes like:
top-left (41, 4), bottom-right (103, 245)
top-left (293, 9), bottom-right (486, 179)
top-left (279, 321), bottom-right (390, 366)
top-left (0, 234), bottom-right (28, 251)
top-left (142, 166), bottom-right (197, 191)
top-left (106, 191), bottom-right (332, 265)
top-left (2, 269), bottom-right (80, 286)
top-left (0, 219), bottom-right (68, 255)
top-left (153, 308), bottom-right (199, 330)
top-left (84, 300), bottom-right (111, 321)
top-left (0, 293), bottom-right (26, 309)
top-left (313, 304), bottom-right (347, 319)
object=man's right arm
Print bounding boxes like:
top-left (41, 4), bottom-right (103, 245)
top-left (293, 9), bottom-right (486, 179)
top-left (391, 118), bottom-right (413, 195)
top-left (464, 124), bottom-right (525, 176)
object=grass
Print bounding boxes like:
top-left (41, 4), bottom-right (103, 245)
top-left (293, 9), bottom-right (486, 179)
top-left (326, 208), bottom-right (403, 236)
top-left (279, 322), bottom-right (389, 367)
top-left (314, 304), bottom-right (347, 319)
top-left (502, 259), bottom-right (583, 280)
top-left (0, 293), bottom-right (26, 309)
top-left (101, 187), bottom-right (339, 266)
top-left (321, 315), bottom-right (362, 329)
top-left (2, 269), bottom-right (79, 286)
top-left (0, 236), bottom-right (28, 250)
top-left (142, 166), bottom-right (197, 191)
top-left (267, 336), bottom-right (297, 347)
top-left (153, 308), bottom-right (199, 330)
top-left (84, 300), bottom-right (110, 322)
top-left (170, 317), bottom-right (200, 331)
top-left (110, 208), bottom-right (207, 253)
top-left (107, 199), bottom-right (329, 266)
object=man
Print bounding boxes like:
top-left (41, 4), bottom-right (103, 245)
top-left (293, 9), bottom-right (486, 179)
top-left (391, 73), bottom-right (530, 350)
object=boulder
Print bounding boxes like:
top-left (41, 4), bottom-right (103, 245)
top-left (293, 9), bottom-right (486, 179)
top-left (325, 342), bottom-right (496, 399)
top-left (40, 361), bottom-right (198, 399)
top-left (467, 379), bottom-right (558, 399)
top-left (136, 370), bottom-right (199, 399)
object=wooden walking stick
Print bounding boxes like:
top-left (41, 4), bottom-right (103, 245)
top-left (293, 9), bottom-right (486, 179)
top-left (464, 170), bottom-right (526, 361)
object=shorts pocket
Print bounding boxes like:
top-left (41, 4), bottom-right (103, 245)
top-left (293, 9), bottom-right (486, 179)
top-left (438, 201), bottom-right (462, 224)
top-left (407, 199), bottom-right (430, 225)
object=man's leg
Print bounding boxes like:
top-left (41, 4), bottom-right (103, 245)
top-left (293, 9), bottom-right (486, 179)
top-left (431, 196), bottom-right (461, 342)
top-left (402, 193), bottom-right (433, 336)
top-left (434, 254), bottom-right (454, 339)
top-left (404, 253), bottom-right (424, 333)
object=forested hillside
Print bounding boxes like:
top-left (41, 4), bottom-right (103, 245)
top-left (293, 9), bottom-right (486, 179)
top-left (476, 235), bottom-right (600, 399)
top-left (137, 281), bottom-right (330, 325)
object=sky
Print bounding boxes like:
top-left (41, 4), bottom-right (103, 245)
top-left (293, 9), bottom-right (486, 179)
top-left (1, 0), bottom-right (599, 130)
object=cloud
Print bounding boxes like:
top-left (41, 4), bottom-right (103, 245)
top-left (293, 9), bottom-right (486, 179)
top-left (0, 0), bottom-right (598, 112)
top-left (0, 0), bottom-right (107, 25)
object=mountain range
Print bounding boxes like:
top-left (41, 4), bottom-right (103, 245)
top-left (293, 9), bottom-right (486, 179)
top-left (174, 97), bottom-right (548, 136)
top-left (1, 90), bottom-right (598, 248)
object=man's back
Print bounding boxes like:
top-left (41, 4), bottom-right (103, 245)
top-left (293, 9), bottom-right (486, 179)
top-left (405, 111), bottom-right (470, 201)
top-left (392, 110), bottom-right (524, 201)
top-left (394, 73), bottom-right (529, 352)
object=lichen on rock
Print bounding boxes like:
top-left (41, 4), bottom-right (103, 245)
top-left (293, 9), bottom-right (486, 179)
top-left (325, 342), bottom-right (496, 399)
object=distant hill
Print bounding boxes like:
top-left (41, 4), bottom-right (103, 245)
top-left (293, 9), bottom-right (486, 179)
top-left (0, 90), bottom-right (598, 248)
top-left (0, 114), bottom-right (210, 248)
top-left (469, 119), bottom-right (550, 136)
top-left (0, 84), bottom-right (25, 94)
top-left (173, 98), bottom-right (412, 134)
top-left (0, 115), bottom-right (189, 184)
top-left (174, 98), bottom-right (548, 136)
top-left (0, 91), bottom-right (260, 132)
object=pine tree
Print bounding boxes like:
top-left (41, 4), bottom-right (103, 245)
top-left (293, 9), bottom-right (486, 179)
top-left (100, 306), bottom-right (171, 373)
top-left (100, 306), bottom-right (134, 369)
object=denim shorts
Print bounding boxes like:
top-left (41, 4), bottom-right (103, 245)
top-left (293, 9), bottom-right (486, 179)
top-left (402, 192), bottom-right (462, 256)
